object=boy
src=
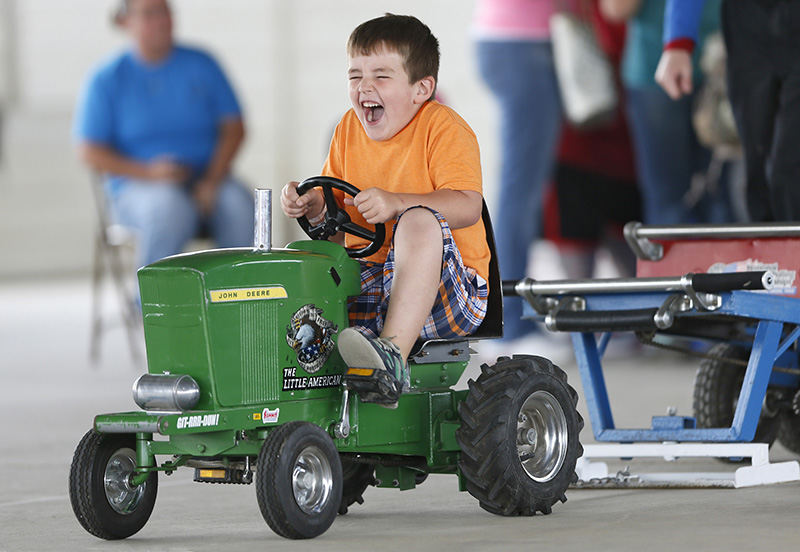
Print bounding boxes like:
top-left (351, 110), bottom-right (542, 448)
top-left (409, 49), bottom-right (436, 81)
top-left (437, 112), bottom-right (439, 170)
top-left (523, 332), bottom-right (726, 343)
top-left (280, 14), bottom-right (490, 406)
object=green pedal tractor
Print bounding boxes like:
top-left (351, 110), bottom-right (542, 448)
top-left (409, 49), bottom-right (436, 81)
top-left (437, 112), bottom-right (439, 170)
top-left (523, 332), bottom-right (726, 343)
top-left (69, 178), bottom-right (583, 540)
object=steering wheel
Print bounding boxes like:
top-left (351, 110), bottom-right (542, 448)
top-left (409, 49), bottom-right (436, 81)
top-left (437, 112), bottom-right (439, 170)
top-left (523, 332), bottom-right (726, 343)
top-left (296, 176), bottom-right (386, 258)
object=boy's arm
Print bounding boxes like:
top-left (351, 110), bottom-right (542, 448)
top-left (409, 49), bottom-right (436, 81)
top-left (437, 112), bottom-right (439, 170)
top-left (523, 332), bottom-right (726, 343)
top-left (345, 187), bottom-right (482, 229)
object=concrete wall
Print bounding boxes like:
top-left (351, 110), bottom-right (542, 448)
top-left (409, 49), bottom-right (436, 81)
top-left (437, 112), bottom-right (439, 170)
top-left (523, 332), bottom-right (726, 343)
top-left (0, 0), bottom-right (501, 279)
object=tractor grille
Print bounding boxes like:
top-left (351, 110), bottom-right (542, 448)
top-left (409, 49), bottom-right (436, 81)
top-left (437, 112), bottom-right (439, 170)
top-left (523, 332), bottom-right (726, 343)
top-left (240, 301), bottom-right (281, 403)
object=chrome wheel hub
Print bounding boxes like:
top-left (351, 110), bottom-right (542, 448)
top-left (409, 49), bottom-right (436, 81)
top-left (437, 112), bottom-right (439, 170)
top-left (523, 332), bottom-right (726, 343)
top-left (104, 447), bottom-right (146, 515)
top-left (516, 390), bottom-right (568, 482)
top-left (292, 446), bottom-right (333, 514)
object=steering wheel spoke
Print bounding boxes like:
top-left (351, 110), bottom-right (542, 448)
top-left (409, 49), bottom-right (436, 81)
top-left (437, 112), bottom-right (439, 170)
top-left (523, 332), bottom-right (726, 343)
top-left (295, 176), bottom-right (386, 258)
top-left (321, 184), bottom-right (340, 214)
top-left (340, 221), bottom-right (377, 242)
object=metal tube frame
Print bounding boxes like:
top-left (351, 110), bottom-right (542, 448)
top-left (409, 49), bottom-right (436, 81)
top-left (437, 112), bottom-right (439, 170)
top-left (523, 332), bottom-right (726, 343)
top-left (624, 221), bottom-right (800, 261)
top-left (523, 289), bottom-right (800, 442)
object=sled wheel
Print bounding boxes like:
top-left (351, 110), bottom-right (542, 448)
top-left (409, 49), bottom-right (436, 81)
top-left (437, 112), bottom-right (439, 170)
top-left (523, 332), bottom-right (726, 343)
top-left (69, 430), bottom-right (158, 540)
top-left (777, 409), bottom-right (800, 455)
top-left (337, 456), bottom-right (375, 515)
top-left (256, 422), bottom-right (343, 539)
top-left (693, 343), bottom-right (779, 460)
top-left (456, 355), bottom-right (583, 516)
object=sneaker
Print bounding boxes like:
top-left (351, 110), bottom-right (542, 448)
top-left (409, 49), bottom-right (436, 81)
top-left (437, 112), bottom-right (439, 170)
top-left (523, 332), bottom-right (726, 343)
top-left (338, 328), bottom-right (409, 407)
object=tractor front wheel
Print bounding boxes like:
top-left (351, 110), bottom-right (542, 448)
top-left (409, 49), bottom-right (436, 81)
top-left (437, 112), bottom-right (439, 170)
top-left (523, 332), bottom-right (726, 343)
top-left (456, 355), bottom-right (583, 516)
top-left (69, 430), bottom-right (158, 540)
top-left (256, 422), bottom-right (343, 539)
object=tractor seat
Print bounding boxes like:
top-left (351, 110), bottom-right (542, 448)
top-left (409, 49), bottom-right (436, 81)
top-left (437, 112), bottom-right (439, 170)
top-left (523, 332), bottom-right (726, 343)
top-left (409, 200), bottom-right (503, 364)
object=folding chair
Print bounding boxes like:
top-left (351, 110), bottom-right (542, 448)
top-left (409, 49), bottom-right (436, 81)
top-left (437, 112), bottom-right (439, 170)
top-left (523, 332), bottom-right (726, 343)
top-left (89, 174), bottom-right (143, 365)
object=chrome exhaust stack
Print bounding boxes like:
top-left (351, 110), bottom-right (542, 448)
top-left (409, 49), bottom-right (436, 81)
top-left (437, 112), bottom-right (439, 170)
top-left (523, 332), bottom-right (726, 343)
top-left (254, 188), bottom-right (272, 252)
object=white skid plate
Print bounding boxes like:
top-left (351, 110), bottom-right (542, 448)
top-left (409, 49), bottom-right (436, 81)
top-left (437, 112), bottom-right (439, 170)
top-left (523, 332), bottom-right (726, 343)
top-left (574, 443), bottom-right (800, 488)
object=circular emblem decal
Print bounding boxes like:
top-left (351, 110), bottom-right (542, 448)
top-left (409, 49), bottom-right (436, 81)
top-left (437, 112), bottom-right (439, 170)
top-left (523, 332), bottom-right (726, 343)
top-left (285, 304), bottom-right (338, 374)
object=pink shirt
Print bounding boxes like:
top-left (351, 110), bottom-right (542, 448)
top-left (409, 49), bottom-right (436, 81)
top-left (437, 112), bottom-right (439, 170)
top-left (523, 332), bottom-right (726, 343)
top-left (472, 0), bottom-right (578, 41)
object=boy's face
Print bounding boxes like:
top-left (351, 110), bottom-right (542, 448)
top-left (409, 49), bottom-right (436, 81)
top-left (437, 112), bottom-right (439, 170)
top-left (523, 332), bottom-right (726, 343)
top-left (348, 46), bottom-right (434, 141)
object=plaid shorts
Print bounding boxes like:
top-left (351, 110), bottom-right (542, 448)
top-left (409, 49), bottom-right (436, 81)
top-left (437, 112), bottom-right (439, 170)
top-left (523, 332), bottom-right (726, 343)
top-left (349, 207), bottom-right (489, 340)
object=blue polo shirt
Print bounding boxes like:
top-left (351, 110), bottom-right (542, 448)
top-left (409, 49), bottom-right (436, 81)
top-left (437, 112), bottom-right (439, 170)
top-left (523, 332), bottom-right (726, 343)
top-left (73, 45), bottom-right (242, 194)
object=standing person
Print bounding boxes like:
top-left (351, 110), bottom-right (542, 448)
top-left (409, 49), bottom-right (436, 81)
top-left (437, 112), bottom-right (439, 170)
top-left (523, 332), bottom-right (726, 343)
top-left (602, 0), bottom-right (732, 226)
top-left (655, 0), bottom-right (800, 221)
top-left (473, 0), bottom-right (575, 342)
top-left (546, 0), bottom-right (641, 279)
top-left (281, 14), bottom-right (490, 406)
top-left (74, 0), bottom-right (254, 270)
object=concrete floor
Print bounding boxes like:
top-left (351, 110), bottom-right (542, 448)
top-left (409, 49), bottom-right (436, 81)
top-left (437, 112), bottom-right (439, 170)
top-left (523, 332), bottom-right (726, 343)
top-left (2, 277), bottom-right (799, 552)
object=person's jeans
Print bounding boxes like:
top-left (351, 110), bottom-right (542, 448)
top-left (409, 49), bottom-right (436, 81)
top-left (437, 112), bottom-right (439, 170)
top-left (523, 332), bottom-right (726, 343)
top-left (626, 85), bottom-right (733, 225)
top-left (477, 40), bottom-right (562, 341)
top-left (111, 176), bottom-right (255, 269)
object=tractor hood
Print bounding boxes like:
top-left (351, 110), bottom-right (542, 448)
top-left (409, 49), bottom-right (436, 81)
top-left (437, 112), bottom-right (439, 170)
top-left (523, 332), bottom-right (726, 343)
top-left (137, 240), bottom-right (360, 410)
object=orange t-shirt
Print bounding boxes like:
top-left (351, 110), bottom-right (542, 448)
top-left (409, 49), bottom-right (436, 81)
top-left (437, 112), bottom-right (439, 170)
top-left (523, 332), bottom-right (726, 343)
top-left (322, 101), bottom-right (490, 282)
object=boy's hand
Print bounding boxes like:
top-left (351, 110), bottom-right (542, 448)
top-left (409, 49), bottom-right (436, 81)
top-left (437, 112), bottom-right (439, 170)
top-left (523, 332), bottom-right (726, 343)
top-left (346, 188), bottom-right (403, 224)
top-left (281, 181), bottom-right (325, 221)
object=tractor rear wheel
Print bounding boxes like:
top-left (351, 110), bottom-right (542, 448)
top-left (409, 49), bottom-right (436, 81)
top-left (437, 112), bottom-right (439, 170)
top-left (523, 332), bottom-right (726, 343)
top-left (69, 430), bottom-right (158, 540)
top-left (693, 343), bottom-right (779, 458)
top-left (256, 422), bottom-right (343, 539)
top-left (337, 456), bottom-right (375, 515)
top-left (456, 355), bottom-right (583, 516)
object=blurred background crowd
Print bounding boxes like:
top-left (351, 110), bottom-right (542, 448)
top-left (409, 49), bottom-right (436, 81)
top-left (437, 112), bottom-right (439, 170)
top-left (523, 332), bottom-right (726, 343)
top-left (1, 0), bottom-right (786, 350)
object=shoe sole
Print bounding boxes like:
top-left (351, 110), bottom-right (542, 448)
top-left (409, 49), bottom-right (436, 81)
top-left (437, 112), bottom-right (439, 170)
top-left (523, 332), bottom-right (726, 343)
top-left (338, 329), bottom-right (400, 408)
top-left (337, 329), bottom-right (387, 371)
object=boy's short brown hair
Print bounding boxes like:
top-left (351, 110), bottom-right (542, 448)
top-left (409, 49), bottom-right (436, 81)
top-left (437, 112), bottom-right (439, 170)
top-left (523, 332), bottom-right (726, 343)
top-left (347, 14), bottom-right (440, 88)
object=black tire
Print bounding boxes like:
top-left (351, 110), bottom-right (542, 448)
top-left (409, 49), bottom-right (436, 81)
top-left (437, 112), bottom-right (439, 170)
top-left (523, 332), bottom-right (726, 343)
top-left (693, 344), bottom-right (780, 456)
top-left (456, 355), bottom-right (583, 516)
top-left (337, 456), bottom-right (375, 515)
top-left (256, 422), bottom-right (343, 539)
top-left (777, 411), bottom-right (800, 455)
top-left (69, 430), bottom-right (158, 540)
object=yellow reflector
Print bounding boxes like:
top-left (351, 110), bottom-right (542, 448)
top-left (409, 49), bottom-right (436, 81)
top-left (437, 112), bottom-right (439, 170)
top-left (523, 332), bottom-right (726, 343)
top-left (347, 368), bottom-right (375, 377)
top-left (199, 469), bottom-right (227, 479)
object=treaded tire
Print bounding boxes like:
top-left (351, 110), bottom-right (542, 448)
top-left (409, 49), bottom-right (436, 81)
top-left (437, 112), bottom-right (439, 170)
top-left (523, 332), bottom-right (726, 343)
top-left (69, 430), bottom-right (157, 540)
top-left (693, 343), bottom-right (780, 456)
top-left (256, 422), bottom-right (343, 539)
top-left (456, 355), bottom-right (583, 516)
top-left (337, 456), bottom-right (375, 515)
top-left (777, 412), bottom-right (800, 455)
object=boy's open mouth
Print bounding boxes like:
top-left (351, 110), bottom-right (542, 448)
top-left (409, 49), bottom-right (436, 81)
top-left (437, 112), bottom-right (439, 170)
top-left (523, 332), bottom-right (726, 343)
top-left (362, 101), bottom-right (384, 123)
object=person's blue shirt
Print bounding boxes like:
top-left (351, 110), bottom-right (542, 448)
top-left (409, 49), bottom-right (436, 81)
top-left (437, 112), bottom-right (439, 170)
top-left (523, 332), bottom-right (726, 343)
top-left (73, 45), bottom-right (241, 195)
top-left (664, 0), bottom-right (707, 44)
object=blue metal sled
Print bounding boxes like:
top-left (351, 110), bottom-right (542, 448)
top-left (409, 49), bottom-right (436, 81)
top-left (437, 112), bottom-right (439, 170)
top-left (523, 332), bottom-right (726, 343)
top-left (506, 223), bottom-right (800, 445)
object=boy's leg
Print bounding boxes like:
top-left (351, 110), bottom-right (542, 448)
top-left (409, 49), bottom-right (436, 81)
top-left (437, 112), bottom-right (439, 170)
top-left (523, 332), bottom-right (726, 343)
top-left (338, 208), bottom-right (443, 406)
top-left (339, 207), bottom-right (488, 405)
top-left (380, 207), bottom-right (443, 359)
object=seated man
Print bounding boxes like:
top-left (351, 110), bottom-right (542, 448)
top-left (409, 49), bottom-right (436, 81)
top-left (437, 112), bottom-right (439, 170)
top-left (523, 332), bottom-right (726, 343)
top-left (281, 14), bottom-right (491, 406)
top-left (73, 0), bottom-right (253, 270)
